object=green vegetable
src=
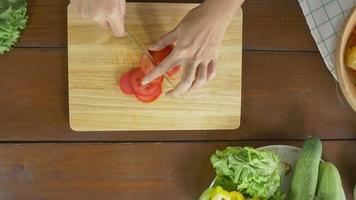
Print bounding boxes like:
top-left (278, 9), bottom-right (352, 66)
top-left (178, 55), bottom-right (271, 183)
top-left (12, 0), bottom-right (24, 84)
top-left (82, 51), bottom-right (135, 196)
top-left (0, 0), bottom-right (28, 54)
top-left (315, 162), bottom-right (345, 200)
top-left (210, 146), bottom-right (286, 199)
top-left (289, 137), bottom-right (322, 200)
top-left (199, 187), bottom-right (214, 200)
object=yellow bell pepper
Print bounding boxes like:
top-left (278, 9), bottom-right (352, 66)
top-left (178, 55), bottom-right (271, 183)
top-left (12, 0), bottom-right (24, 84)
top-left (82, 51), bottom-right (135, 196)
top-left (210, 186), bottom-right (245, 200)
top-left (211, 186), bottom-right (230, 200)
top-left (346, 46), bottom-right (356, 70)
top-left (229, 191), bottom-right (245, 200)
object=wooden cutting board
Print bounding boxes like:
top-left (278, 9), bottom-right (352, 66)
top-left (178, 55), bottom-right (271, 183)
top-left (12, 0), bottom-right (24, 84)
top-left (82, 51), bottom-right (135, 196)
top-left (68, 3), bottom-right (242, 131)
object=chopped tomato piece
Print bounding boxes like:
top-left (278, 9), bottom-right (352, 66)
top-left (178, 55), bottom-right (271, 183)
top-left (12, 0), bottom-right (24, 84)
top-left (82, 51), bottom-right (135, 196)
top-left (151, 75), bottom-right (164, 85)
top-left (119, 71), bottom-right (134, 95)
top-left (139, 54), bottom-right (164, 84)
top-left (149, 45), bottom-right (182, 77)
top-left (129, 68), bottom-right (161, 96)
top-left (149, 45), bottom-right (174, 64)
top-left (135, 86), bottom-right (162, 103)
top-left (166, 66), bottom-right (182, 77)
top-left (119, 45), bottom-right (181, 103)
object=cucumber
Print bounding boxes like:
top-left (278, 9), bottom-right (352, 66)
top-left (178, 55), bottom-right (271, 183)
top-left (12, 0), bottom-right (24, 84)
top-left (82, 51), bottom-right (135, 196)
top-left (315, 162), bottom-right (344, 200)
top-left (288, 137), bottom-right (322, 200)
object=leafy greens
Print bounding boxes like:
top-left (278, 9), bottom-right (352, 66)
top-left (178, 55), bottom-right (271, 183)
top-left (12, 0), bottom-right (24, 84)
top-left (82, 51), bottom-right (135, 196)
top-left (211, 147), bottom-right (286, 200)
top-left (0, 0), bottom-right (28, 54)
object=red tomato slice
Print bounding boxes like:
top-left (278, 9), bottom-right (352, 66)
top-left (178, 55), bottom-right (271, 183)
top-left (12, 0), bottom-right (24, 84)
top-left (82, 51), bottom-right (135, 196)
top-left (129, 68), bottom-right (161, 96)
top-left (135, 86), bottom-right (162, 103)
top-left (139, 55), bottom-right (164, 84)
top-left (149, 45), bottom-right (174, 64)
top-left (119, 71), bottom-right (134, 95)
top-left (151, 75), bottom-right (164, 85)
top-left (166, 66), bottom-right (182, 77)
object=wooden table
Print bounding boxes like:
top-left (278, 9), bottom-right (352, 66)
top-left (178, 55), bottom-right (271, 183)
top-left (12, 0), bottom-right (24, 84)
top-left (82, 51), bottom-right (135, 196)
top-left (0, 0), bottom-right (355, 199)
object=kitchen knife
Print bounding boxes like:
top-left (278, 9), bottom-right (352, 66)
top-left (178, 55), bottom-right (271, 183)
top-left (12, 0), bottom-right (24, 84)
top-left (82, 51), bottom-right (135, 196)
top-left (125, 30), bottom-right (175, 88)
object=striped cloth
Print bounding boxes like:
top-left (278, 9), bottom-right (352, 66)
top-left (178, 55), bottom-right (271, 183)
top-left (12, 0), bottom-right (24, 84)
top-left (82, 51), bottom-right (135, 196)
top-left (298, 0), bottom-right (356, 79)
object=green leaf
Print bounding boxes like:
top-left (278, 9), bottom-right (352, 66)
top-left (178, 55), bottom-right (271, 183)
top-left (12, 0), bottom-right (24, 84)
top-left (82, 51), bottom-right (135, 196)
top-left (210, 147), bottom-right (286, 199)
top-left (0, 0), bottom-right (28, 54)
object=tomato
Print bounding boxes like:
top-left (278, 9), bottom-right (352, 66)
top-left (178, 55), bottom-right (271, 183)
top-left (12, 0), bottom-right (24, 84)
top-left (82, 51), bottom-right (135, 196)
top-left (151, 75), bottom-right (164, 85)
top-left (135, 86), bottom-right (162, 103)
top-left (129, 68), bottom-right (161, 96)
top-left (149, 45), bottom-right (182, 77)
top-left (119, 45), bottom-right (180, 103)
top-left (149, 45), bottom-right (174, 64)
top-left (139, 54), bottom-right (164, 84)
top-left (119, 71), bottom-right (134, 95)
top-left (166, 66), bottom-right (181, 77)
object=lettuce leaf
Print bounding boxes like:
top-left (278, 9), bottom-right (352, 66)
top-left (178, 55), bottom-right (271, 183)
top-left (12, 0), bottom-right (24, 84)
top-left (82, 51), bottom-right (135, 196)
top-left (0, 0), bottom-right (27, 54)
top-left (210, 147), bottom-right (286, 199)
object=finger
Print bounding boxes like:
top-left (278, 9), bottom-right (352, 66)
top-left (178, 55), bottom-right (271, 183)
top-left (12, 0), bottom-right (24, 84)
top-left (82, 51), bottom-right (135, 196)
top-left (119, 0), bottom-right (126, 16)
top-left (108, 17), bottom-right (125, 37)
top-left (167, 61), bottom-right (199, 97)
top-left (94, 18), bottom-right (109, 29)
top-left (71, 1), bottom-right (83, 15)
top-left (141, 54), bottom-right (179, 85)
top-left (148, 30), bottom-right (177, 51)
top-left (71, 1), bottom-right (80, 12)
top-left (207, 59), bottom-right (217, 81)
top-left (79, 2), bottom-right (90, 19)
top-left (189, 62), bottom-right (208, 91)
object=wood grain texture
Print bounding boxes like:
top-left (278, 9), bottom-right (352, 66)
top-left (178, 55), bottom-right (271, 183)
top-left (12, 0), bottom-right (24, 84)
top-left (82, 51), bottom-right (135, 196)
top-left (0, 49), bottom-right (355, 140)
top-left (68, 3), bottom-right (242, 131)
top-left (0, 141), bottom-right (354, 200)
top-left (16, 0), bottom-right (316, 51)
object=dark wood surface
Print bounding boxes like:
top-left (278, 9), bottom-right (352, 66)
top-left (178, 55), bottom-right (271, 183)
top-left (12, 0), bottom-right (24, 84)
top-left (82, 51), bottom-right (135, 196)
top-left (0, 0), bottom-right (355, 199)
top-left (0, 141), bottom-right (354, 200)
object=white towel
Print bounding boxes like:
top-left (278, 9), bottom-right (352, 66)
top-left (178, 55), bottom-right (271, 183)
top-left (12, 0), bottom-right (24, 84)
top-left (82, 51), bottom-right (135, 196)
top-left (298, 0), bottom-right (356, 79)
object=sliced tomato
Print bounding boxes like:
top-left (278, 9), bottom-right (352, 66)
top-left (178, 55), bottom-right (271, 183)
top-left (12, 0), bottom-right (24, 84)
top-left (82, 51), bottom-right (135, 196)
top-left (135, 86), bottom-right (162, 103)
top-left (149, 45), bottom-right (181, 77)
top-left (139, 55), bottom-right (164, 84)
top-left (166, 66), bottom-right (182, 77)
top-left (151, 75), bottom-right (164, 85)
top-left (119, 71), bottom-right (134, 95)
top-left (149, 45), bottom-right (174, 64)
top-left (129, 68), bottom-right (161, 96)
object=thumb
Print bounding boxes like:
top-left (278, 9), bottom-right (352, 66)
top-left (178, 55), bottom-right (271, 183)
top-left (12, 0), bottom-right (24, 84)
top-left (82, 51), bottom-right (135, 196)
top-left (109, 16), bottom-right (125, 37)
top-left (149, 30), bottom-right (177, 51)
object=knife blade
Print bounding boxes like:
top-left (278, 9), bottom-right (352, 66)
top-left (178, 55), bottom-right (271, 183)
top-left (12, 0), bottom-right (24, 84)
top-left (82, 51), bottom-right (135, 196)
top-left (125, 30), bottom-right (175, 88)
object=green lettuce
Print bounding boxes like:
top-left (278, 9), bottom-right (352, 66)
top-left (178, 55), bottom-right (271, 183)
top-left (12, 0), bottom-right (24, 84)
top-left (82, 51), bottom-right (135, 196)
top-left (210, 147), bottom-right (286, 200)
top-left (0, 0), bottom-right (28, 54)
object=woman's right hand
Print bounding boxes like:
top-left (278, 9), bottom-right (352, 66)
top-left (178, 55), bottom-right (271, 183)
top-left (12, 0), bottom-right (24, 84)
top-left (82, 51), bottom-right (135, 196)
top-left (70, 0), bottom-right (126, 37)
